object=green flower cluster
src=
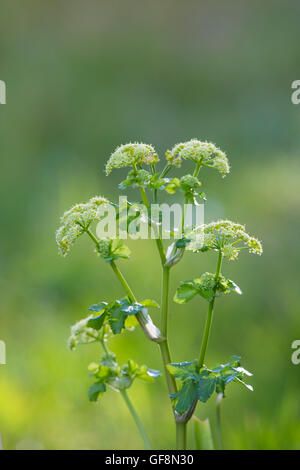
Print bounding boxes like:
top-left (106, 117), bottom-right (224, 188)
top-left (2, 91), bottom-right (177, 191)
top-left (56, 196), bottom-right (109, 256)
top-left (186, 220), bottom-right (262, 260)
top-left (166, 139), bottom-right (230, 176)
top-left (105, 143), bottom-right (159, 175)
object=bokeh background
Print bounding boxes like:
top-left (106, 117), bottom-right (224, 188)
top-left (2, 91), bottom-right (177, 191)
top-left (0, 0), bottom-right (299, 450)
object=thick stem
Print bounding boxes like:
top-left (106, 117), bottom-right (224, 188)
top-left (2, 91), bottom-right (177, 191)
top-left (193, 161), bottom-right (201, 177)
top-left (198, 250), bottom-right (222, 368)
top-left (176, 422), bottom-right (187, 450)
top-left (159, 266), bottom-right (177, 394)
top-left (216, 393), bottom-right (223, 450)
top-left (120, 389), bottom-right (152, 450)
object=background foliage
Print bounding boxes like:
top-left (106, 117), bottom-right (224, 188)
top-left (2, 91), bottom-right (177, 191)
top-left (0, 0), bottom-right (299, 449)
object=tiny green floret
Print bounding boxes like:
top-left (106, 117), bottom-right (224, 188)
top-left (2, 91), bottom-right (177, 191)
top-left (56, 196), bottom-right (109, 256)
top-left (105, 142), bottom-right (159, 175)
top-left (186, 220), bottom-right (263, 260)
top-left (166, 139), bottom-right (230, 176)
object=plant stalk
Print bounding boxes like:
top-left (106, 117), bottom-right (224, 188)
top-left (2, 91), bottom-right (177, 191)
top-left (176, 421), bottom-right (187, 450)
top-left (198, 250), bottom-right (222, 368)
top-left (216, 393), bottom-right (223, 450)
top-left (120, 389), bottom-right (152, 450)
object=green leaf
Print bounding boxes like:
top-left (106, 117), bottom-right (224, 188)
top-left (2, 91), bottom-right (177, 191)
top-left (193, 417), bottom-right (214, 450)
top-left (110, 239), bottom-right (131, 260)
top-left (173, 282), bottom-right (199, 304)
top-left (226, 279), bottom-right (242, 295)
top-left (124, 314), bottom-right (138, 329)
top-left (167, 360), bottom-right (198, 381)
top-left (88, 382), bottom-right (106, 402)
top-left (86, 312), bottom-right (107, 330)
top-left (175, 237), bottom-right (191, 249)
top-left (121, 301), bottom-right (144, 316)
top-left (195, 371), bottom-right (216, 403)
top-left (88, 302), bottom-right (108, 312)
top-left (108, 303), bottom-right (127, 334)
top-left (171, 380), bottom-right (198, 414)
top-left (164, 177), bottom-right (180, 194)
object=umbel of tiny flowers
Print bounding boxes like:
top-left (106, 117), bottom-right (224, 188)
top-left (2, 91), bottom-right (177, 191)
top-left (186, 220), bottom-right (263, 260)
top-left (105, 142), bottom-right (159, 175)
top-left (165, 139), bottom-right (230, 177)
top-left (56, 196), bottom-right (109, 257)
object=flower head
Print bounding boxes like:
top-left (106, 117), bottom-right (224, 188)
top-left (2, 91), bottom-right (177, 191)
top-left (68, 315), bottom-right (110, 351)
top-left (186, 220), bottom-right (263, 260)
top-left (166, 139), bottom-right (230, 176)
top-left (56, 196), bottom-right (109, 256)
top-left (105, 143), bottom-right (159, 175)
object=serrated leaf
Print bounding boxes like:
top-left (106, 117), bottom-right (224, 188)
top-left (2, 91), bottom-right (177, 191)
top-left (196, 372), bottom-right (216, 403)
top-left (167, 360), bottom-right (198, 381)
top-left (173, 282), bottom-right (198, 304)
top-left (87, 312), bottom-right (107, 330)
top-left (88, 302), bottom-right (108, 312)
top-left (171, 380), bottom-right (198, 414)
top-left (124, 314), bottom-right (138, 329)
top-left (88, 382), bottom-right (106, 402)
top-left (121, 302), bottom-right (144, 315)
top-left (108, 304), bottom-right (126, 334)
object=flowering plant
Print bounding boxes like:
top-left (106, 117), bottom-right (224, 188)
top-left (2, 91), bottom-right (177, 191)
top-left (56, 139), bottom-right (262, 449)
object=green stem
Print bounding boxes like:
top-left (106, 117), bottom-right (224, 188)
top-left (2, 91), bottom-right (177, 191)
top-left (193, 161), bottom-right (201, 177)
top-left (110, 260), bottom-right (136, 302)
top-left (139, 187), bottom-right (165, 264)
top-left (161, 266), bottom-right (170, 338)
top-left (160, 164), bottom-right (172, 178)
top-left (181, 195), bottom-right (189, 234)
top-left (176, 422), bottom-right (187, 450)
top-left (198, 250), bottom-right (222, 368)
top-left (120, 389), bottom-right (152, 450)
top-left (159, 266), bottom-right (177, 394)
top-left (216, 393), bottom-right (223, 450)
top-left (86, 228), bottom-right (100, 246)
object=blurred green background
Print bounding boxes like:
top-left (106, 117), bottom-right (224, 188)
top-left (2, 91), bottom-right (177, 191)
top-left (0, 0), bottom-right (299, 450)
